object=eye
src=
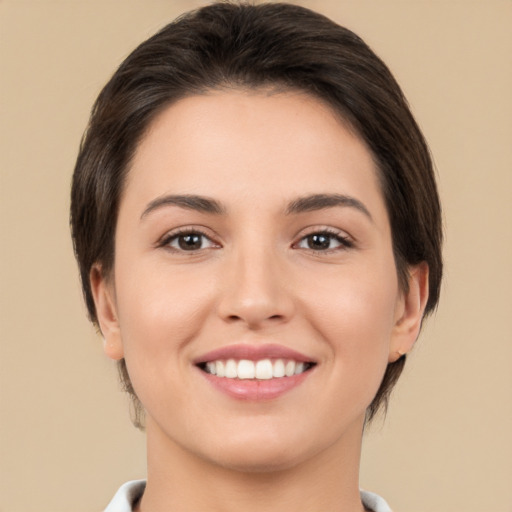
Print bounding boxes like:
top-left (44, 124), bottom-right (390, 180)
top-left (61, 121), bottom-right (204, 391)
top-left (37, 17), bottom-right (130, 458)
top-left (161, 230), bottom-right (219, 252)
top-left (295, 231), bottom-right (353, 251)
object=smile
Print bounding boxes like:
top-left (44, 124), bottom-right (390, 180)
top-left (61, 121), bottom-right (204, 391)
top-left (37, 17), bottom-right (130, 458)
top-left (195, 344), bottom-right (317, 400)
top-left (200, 359), bottom-right (315, 380)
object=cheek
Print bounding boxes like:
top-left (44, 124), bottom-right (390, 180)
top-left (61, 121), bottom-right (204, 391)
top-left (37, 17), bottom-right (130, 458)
top-left (113, 261), bottom-right (216, 371)
top-left (302, 260), bottom-right (399, 378)
top-left (111, 268), bottom-right (215, 419)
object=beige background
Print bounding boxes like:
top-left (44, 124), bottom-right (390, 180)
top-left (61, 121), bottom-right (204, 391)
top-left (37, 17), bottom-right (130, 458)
top-left (1, 1), bottom-right (511, 511)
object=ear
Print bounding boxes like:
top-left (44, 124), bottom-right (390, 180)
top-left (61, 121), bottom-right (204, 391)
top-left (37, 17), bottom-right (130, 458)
top-left (389, 262), bottom-right (429, 362)
top-left (90, 264), bottom-right (124, 361)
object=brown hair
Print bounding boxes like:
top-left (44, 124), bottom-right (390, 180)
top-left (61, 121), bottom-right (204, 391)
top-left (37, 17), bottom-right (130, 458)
top-left (71, 2), bottom-right (442, 427)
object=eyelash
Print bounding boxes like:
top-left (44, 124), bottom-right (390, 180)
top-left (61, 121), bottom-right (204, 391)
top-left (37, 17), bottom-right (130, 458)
top-left (158, 228), bottom-right (220, 253)
top-left (293, 228), bottom-right (354, 253)
top-left (157, 227), bottom-right (354, 254)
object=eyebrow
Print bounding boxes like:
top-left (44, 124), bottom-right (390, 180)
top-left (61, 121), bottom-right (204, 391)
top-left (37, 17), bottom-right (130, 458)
top-left (141, 194), bottom-right (225, 219)
top-left (140, 192), bottom-right (372, 221)
top-left (285, 193), bottom-right (373, 221)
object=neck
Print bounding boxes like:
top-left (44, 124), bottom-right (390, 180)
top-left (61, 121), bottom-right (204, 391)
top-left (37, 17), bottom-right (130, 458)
top-left (137, 416), bottom-right (367, 512)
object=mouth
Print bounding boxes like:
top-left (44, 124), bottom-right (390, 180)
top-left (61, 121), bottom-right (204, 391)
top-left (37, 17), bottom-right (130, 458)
top-left (194, 344), bottom-right (317, 400)
top-left (197, 358), bottom-right (316, 380)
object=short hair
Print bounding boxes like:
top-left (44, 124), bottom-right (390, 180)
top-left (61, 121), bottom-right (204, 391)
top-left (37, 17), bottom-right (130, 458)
top-left (71, 1), bottom-right (442, 427)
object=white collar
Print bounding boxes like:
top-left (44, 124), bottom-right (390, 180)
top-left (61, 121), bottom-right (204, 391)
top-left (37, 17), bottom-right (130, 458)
top-left (104, 480), bottom-right (392, 512)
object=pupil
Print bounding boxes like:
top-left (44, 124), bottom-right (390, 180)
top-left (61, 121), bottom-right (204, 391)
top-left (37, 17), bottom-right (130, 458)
top-left (308, 234), bottom-right (330, 250)
top-left (179, 234), bottom-right (202, 250)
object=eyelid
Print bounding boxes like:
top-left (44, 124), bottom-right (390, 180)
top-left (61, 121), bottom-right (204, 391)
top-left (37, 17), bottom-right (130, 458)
top-left (156, 225), bottom-right (221, 251)
top-left (292, 226), bottom-right (355, 251)
top-left (294, 225), bottom-right (353, 241)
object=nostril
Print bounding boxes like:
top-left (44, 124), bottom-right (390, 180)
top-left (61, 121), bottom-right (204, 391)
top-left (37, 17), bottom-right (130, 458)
top-left (217, 286), bottom-right (295, 327)
top-left (225, 313), bottom-right (285, 326)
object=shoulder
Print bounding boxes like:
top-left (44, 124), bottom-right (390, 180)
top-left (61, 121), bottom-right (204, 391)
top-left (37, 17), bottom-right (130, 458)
top-left (103, 480), bottom-right (146, 512)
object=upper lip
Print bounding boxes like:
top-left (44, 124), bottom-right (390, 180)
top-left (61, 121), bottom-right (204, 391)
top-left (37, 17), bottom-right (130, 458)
top-left (193, 344), bottom-right (316, 364)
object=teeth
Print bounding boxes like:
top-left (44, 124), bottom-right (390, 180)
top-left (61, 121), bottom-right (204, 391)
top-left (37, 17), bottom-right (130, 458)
top-left (285, 360), bottom-right (295, 377)
top-left (204, 359), bottom-right (311, 380)
top-left (225, 359), bottom-right (237, 378)
top-left (237, 359), bottom-right (255, 379)
top-left (216, 360), bottom-right (226, 378)
top-left (206, 362), bottom-right (217, 375)
top-left (273, 359), bottom-right (285, 378)
top-left (255, 359), bottom-right (273, 380)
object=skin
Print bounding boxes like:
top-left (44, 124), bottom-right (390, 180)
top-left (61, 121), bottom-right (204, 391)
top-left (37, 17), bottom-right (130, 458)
top-left (91, 90), bottom-right (428, 512)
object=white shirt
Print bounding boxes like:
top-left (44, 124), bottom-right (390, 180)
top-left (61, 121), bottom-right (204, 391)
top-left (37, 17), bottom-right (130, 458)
top-left (103, 480), bottom-right (392, 512)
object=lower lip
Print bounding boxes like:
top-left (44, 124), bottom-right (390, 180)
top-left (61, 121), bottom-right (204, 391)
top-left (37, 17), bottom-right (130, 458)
top-left (199, 369), bottom-right (313, 401)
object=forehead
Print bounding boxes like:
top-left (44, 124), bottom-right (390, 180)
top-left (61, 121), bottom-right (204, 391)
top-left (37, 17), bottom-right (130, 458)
top-left (123, 90), bottom-right (386, 221)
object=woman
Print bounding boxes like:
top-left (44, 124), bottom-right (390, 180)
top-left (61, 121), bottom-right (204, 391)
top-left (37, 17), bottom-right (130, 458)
top-left (71, 3), bottom-right (442, 511)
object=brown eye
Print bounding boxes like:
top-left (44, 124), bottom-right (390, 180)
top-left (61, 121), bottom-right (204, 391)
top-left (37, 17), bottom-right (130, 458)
top-left (177, 233), bottom-right (203, 250)
top-left (296, 231), bottom-right (352, 251)
top-left (306, 233), bottom-right (331, 250)
top-left (164, 231), bottom-right (217, 252)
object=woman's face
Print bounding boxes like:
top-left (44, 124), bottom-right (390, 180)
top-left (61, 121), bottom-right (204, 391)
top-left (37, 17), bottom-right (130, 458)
top-left (93, 90), bottom-right (424, 472)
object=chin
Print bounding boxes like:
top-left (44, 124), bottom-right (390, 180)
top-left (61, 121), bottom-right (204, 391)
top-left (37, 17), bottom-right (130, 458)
top-left (198, 427), bottom-right (322, 474)
top-left (212, 445), bottom-right (308, 474)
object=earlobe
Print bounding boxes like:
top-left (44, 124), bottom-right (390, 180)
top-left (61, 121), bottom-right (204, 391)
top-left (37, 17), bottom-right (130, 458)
top-left (389, 263), bottom-right (429, 362)
top-left (90, 264), bottom-right (124, 361)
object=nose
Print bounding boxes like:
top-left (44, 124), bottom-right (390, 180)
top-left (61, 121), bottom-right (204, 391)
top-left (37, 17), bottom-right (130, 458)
top-left (216, 243), bottom-right (295, 329)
